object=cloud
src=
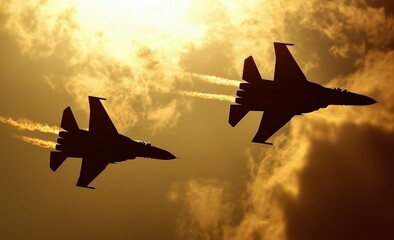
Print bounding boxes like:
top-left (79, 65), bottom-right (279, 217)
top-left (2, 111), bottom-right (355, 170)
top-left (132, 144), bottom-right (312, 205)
top-left (291, 0), bottom-right (394, 58)
top-left (221, 126), bottom-right (311, 240)
top-left (223, 7), bottom-right (394, 240)
top-left (283, 122), bottom-right (394, 240)
top-left (169, 1), bottom-right (394, 239)
top-left (0, 0), bottom-right (77, 58)
top-left (2, 1), bottom-right (394, 239)
top-left (311, 49), bottom-right (394, 132)
top-left (0, 0), bottom-right (205, 132)
top-left (147, 99), bottom-right (187, 134)
top-left (169, 179), bottom-right (233, 239)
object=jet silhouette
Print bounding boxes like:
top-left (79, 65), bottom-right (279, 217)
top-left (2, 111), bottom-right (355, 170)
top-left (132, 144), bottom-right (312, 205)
top-left (229, 42), bottom-right (376, 145)
top-left (50, 96), bottom-right (176, 189)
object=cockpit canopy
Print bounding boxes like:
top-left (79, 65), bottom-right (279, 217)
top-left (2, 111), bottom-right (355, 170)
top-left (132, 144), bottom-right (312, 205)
top-left (137, 140), bottom-right (151, 147)
top-left (333, 88), bottom-right (348, 93)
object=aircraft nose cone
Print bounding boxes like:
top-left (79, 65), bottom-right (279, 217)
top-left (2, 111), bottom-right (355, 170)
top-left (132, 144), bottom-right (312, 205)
top-left (360, 95), bottom-right (377, 105)
top-left (151, 147), bottom-right (176, 160)
top-left (163, 151), bottom-right (176, 160)
top-left (366, 96), bottom-right (377, 105)
top-left (349, 93), bottom-right (377, 106)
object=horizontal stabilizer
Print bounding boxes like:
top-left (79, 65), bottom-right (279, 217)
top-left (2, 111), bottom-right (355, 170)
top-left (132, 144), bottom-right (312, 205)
top-left (242, 56), bottom-right (262, 83)
top-left (229, 104), bottom-right (249, 127)
top-left (61, 107), bottom-right (79, 131)
top-left (50, 151), bottom-right (67, 171)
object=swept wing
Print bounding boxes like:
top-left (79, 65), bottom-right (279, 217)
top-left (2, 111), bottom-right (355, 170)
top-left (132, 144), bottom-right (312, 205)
top-left (76, 156), bottom-right (109, 189)
top-left (75, 96), bottom-right (119, 188)
top-left (252, 110), bottom-right (293, 144)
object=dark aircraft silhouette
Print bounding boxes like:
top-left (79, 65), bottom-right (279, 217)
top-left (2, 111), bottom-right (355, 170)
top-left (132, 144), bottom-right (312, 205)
top-left (50, 96), bottom-right (176, 189)
top-left (229, 42), bottom-right (376, 145)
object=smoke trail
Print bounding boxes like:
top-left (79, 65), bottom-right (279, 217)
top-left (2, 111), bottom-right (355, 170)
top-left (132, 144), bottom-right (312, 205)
top-left (16, 136), bottom-right (57, 149)
top-left (193, 73), bottom-right (240, 87)
top-left (0, 116), bottom-right (61, 134)
top-left (180, 91), bottom-right (234, 103)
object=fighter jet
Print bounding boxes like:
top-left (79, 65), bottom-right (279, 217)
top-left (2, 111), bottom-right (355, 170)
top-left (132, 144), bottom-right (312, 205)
top-left (50, 96), bottom-right (176, 189)
top-left (229, 42), bottom-right (376, 145)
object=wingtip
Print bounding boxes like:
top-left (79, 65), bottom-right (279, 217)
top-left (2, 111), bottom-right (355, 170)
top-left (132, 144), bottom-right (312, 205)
top-left (228, 120), bottom-right (237, 127)
top-left (76, 183), bottom-right (96, 189)
top-left (274, 42), bottom-right (294, 46)
top-left (88, 96), bottom-right (107, 101)
top-left (81, 186), bottom-right (96, 190)
top-left (251, 139), bottom-right (274, 145)
top-left (252, 136), bottom-right (274, 145)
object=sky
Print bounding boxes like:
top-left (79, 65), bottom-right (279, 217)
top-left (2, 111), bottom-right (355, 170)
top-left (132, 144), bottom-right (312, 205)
top-left (0, 0), bottom-right (394, 239)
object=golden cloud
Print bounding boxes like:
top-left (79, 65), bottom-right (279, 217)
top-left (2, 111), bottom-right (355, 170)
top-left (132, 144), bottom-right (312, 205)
top-left (2, 0), bottom-right (393, 239)
top-left (167, 1), bottom-right (394, 239)
top-left (169, 179), bottom-right (233, 239)
top-left (0, 0), bottom-right (205, 132)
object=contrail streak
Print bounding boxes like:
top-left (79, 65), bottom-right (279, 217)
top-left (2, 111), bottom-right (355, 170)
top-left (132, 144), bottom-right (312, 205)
top-left (17, 136), bottom-right (56, 149)
top-left (0, 116), bottom-right (61, 134)
top-left (180, 91), bottom-right (234, 103)
top-left (193, 73), bottom-right (240, 87)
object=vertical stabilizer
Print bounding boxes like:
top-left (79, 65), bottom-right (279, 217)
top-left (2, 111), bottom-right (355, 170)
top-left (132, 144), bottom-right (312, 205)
top-left (242, 56), bottom-right (262, 82)
top-left (61, 107), bottom-right (79, 131)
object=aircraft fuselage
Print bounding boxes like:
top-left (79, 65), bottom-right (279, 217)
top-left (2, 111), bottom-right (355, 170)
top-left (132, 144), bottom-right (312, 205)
top-left (235, 79), bottom-right (376, 115)
top-left (55, 130), bottom-right (175, 163)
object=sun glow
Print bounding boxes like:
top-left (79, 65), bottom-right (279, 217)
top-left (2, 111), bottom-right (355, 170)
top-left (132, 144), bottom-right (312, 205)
top-left (0, 0), bottom-right (213, 130)
top-left (71, 0), bottom-right (206, 61)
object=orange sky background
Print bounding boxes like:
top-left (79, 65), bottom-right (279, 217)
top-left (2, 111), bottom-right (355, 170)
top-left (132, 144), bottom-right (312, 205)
top-left (1, 1), bottom-right (394, 239)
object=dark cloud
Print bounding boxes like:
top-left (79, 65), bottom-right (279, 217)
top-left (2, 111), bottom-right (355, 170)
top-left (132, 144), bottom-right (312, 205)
top-left (282, 122), bottom-right (394, 240)
top-left (367, 0), bottom-right (394, 16)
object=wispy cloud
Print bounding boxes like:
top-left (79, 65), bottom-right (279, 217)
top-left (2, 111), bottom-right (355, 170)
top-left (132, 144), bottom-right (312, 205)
top-left (0, 1), bottom-right (206, 133)
top-left (169, 179), bottom-right (233, 239)
top-left (16, 135), bottom-right (56, 149)
top-left (170, 0), bottom-right (394, 239)
top-left (0, 116), bottom-right (60, 134)
top-left (180, 91), bottom-right (234, 103)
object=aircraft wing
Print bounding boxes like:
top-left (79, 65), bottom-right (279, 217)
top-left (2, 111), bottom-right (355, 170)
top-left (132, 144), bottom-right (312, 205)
top-left (273, 42), bottom-right (307, 84)
top-left (89, 96), bottom-right (118, 135)
top-left (252, 110), bottom-right (294, 144)
top-left (76, 156), bottom-right (109, 189)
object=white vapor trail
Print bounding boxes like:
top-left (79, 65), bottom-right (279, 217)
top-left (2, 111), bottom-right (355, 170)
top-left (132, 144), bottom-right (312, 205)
top-left (193, 73), bottom-right (240, 87)
top-left (0, 116), bottom-right (61, 134)
top-left (16, 135), bottom-right (57, 149)
top-left (180, 91), bottom-right (234, 103)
